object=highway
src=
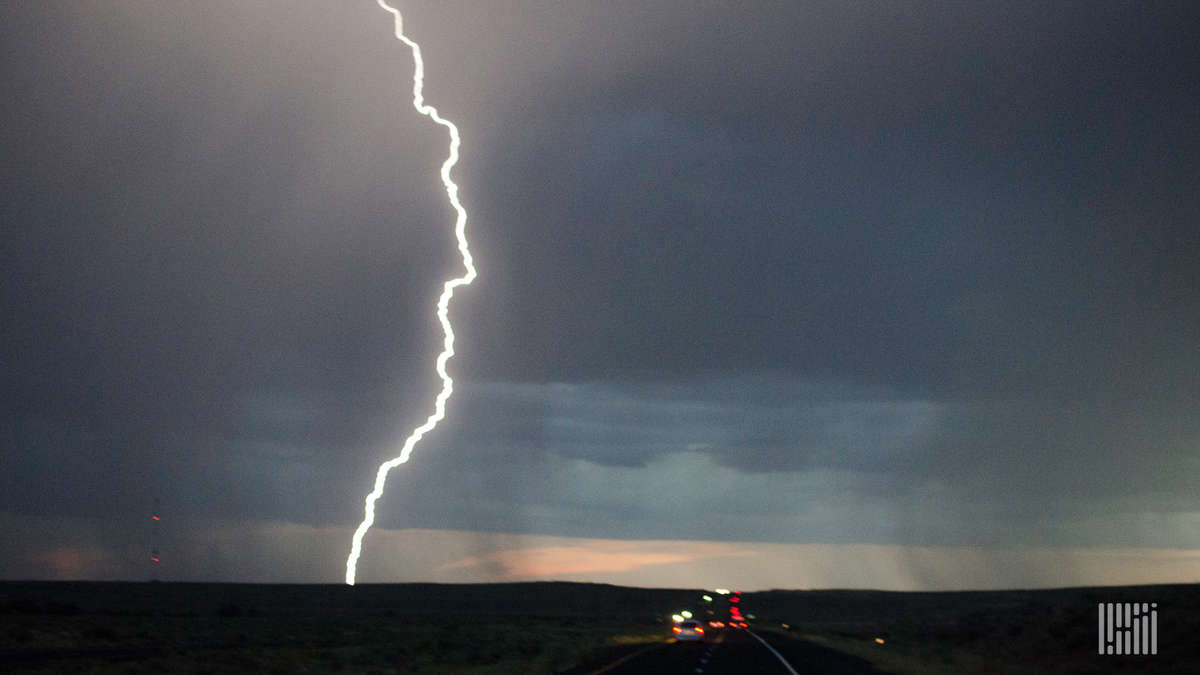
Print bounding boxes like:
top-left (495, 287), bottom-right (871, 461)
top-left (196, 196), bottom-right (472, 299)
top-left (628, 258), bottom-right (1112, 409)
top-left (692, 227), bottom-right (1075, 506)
top-left (574, 627), bottom-right (886, 675)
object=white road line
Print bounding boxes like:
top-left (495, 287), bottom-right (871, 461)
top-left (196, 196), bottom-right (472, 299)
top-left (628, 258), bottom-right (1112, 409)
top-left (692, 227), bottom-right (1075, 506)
top-left (744, 629), bottom-right (800, 675)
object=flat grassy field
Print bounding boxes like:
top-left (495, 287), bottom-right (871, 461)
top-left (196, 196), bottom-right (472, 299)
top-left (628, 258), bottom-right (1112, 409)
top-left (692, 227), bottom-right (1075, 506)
top-left (0, 581), bottom-right (683, 674)
top-left (748, 584), bottom-right (1198, 674)
top-left (1, 581), bottom-right (1194, 673)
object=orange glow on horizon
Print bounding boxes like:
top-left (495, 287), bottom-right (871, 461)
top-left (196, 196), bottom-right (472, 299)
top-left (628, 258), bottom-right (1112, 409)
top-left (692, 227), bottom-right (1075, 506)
top-left (440, 541), bottom-right (753, 578)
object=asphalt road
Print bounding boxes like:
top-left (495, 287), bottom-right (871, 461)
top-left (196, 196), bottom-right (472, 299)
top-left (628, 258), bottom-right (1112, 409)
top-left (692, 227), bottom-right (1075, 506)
top-left (582, 628), bottom-right (886, 675)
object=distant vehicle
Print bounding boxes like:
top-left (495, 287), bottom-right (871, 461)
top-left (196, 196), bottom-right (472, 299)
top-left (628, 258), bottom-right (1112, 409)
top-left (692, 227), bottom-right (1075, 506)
top-left (673, 619), bottom-right (705, 642)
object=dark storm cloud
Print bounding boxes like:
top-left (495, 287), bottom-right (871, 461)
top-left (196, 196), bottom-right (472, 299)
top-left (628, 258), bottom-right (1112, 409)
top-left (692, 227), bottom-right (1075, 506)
top-left (1, 1), bottom-right (459, 523)
top-left (453, 0), bottom-right (1200, 392)
top-left (461, 0), bottom-right (1200, 401)
top-left (2, 1), bottom-right (1198, 582)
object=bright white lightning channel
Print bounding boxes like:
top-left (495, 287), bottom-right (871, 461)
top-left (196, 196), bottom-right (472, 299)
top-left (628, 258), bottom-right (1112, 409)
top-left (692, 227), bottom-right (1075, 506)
top-left (345, 0), bottom-right (477, 586)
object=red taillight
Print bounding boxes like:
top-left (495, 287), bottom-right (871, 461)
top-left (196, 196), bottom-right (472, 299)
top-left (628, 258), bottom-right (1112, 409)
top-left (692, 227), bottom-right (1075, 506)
top-left (673, 626), bottom-right (681, 633)
top-left (696, 627), bottom-right (704, 634)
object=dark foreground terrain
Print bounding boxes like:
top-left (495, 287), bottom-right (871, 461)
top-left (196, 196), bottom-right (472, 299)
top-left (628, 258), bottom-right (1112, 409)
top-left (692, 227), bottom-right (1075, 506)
top-left (1, 581), bottom-right (1195, 673)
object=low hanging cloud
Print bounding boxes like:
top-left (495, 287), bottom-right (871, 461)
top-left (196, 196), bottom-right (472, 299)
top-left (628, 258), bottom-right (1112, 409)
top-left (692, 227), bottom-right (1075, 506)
top-left (391, 376), bottom-right (1199, 552)
top-left (437, 377), bottom-right (948, 474)
top-left (4, 511), bottom-right (1197, 590)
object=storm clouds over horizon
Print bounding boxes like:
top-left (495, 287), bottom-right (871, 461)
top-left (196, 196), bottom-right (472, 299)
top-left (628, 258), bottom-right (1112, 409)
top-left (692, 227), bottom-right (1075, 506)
top-left (2, 1), bottom-right (1197, 586)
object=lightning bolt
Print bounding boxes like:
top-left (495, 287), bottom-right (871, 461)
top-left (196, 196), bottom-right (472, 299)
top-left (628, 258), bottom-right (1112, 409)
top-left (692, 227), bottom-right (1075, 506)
top-left (345, 0), bottom-right (477, 586)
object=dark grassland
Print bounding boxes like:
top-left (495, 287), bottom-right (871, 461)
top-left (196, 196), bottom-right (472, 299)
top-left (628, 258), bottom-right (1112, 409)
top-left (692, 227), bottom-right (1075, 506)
top-left (751, 584), bottom-right (1198, 674)
top-left (0, 582), bottom-right (682, 674)
top-left (1, 581), bottom-right (1195, 673)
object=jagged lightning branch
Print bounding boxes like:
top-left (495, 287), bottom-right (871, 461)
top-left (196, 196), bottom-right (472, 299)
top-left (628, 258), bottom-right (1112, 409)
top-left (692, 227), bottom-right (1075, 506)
top-left (346, 0), bottom-right (477, 586)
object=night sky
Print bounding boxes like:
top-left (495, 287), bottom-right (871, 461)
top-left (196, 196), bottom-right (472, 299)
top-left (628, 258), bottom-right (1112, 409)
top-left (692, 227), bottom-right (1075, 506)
top-left (2, 1), bottom-right (1198, 589)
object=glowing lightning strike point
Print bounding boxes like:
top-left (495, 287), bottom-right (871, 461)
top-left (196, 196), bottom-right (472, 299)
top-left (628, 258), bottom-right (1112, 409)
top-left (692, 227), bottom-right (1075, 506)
top-left (345, 0), bottom-right (477, 586)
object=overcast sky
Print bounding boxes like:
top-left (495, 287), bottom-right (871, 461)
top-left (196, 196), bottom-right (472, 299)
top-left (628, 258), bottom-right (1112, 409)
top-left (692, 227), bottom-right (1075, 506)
top-left (2, 1), bottom-right (1198, 589)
